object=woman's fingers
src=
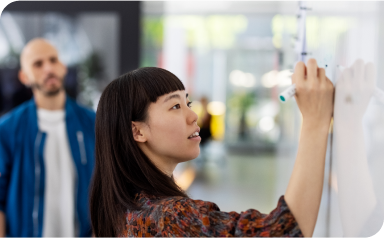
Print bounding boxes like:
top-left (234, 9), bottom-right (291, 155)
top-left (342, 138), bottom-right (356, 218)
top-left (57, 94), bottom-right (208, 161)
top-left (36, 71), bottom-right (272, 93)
top-left (292, 58), bottom-right (334, 125)
top-left (293, 61), bottom-right (306, 84)
top-left (318, 68), bottom-right (326, 82)
top-left (293, 58), bottom-right (329, 95)
top-left (307, 59), bottom-right (319, 81)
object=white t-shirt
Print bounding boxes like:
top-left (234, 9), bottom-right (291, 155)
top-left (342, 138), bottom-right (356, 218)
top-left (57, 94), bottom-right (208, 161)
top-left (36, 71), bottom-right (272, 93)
top-left (37, 109), bottom-right (76, 237)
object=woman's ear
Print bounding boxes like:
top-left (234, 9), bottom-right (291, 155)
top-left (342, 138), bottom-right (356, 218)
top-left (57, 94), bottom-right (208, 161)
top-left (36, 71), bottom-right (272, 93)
top-left (132, 122), bottom-right (147, 143)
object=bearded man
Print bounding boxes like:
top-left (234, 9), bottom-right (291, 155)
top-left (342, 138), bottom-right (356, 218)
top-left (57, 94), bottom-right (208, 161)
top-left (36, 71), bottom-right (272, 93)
top-left (0, 38), bottom-right (95, 237)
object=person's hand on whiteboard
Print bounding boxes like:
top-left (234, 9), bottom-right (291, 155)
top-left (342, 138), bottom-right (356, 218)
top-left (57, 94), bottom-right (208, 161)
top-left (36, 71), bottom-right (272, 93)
top-left (334, 59), bottom-right (375, 124)
top-left (291, 58), bottom-right (334, 127)
top-left (333, 59), bottom-right (378, 236)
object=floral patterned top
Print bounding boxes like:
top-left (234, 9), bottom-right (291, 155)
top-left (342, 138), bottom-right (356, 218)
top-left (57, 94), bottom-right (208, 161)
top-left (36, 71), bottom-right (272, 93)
top-left (119, 192), bottom-right (303, 237)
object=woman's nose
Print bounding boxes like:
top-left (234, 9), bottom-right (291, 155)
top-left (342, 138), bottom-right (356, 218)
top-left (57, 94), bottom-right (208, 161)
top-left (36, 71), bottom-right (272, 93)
top-left (188, 108), bottom-right (198, 125)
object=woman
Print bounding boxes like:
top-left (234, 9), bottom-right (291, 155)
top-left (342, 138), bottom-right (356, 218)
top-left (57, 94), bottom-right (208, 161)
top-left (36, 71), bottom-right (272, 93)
top-left (90, 59), bottom-right (334, 237)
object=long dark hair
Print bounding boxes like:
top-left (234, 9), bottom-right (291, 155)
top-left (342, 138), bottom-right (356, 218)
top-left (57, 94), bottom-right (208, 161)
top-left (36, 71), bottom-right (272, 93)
top-left (90, 67), bottom-right (189, 237)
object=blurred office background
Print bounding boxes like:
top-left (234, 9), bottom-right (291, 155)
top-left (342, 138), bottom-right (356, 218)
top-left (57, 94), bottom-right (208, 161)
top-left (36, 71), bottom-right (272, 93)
top-left (1, 1), bottom-right (384, 236)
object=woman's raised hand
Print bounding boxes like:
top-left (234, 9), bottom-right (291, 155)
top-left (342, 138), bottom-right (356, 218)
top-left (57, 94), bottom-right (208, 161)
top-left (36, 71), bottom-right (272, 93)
top-left (285, 58), bottom-right (334, 237)
top-left (292, 59), bottom-right (334, 127)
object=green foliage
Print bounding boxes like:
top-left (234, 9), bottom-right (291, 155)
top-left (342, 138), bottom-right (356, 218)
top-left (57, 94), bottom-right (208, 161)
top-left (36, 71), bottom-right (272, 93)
top-left (80, 52), bottom-right (103, 79)
top-left (228, 91), bottom-right (256, 113)
top-left (142, 17), bottom-right (164, 48)
top-left (141, 16), bottom-right (164, 67)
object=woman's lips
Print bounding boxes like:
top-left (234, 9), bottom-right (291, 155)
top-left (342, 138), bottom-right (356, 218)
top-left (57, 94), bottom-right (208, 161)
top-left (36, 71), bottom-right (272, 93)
top-left (188, 136), bottom-right (201, 141)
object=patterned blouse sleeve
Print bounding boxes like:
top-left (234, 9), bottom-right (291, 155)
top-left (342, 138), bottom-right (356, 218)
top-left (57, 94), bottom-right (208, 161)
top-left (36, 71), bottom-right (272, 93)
top-left (161, 195), bottom-right (304, 237)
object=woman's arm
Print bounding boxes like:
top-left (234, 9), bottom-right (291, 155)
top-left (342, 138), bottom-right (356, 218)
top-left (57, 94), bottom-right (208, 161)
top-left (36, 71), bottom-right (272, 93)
top-left (284, 59), bottom-right (334, 237)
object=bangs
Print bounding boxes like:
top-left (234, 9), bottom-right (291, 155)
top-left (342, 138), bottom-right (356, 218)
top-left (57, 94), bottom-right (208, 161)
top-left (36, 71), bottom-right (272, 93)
top-left (130, 67), bottom-right (185, 102)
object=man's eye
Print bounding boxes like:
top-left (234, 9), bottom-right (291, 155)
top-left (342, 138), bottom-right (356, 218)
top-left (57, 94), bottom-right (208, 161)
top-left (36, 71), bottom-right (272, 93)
top-left (34, 61), bottom-right (42, 68)
top-left (172, 104), bottom-right (181, 110)
top-left (187, 101), bottom-right (192, 108)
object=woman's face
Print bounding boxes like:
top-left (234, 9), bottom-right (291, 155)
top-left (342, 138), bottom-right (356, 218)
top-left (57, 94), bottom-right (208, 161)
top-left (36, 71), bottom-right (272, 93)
top-left (138, 90), bottom-right (201, 166)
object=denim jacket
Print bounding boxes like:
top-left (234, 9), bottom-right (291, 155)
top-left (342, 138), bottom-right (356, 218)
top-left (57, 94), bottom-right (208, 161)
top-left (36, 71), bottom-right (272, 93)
top-left (0, 97), bottom-right (95, 237)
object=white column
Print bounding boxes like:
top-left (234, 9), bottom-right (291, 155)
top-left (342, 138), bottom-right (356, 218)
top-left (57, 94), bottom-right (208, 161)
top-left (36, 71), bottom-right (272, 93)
top-left (212, 50), bottom-right (227, 103)
top-left (163, 18), bottom-right (187, 89)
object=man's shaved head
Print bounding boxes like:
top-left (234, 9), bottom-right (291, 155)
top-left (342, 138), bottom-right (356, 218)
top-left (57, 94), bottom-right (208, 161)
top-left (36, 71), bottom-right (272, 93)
top-left (18, 38), bottom-right (67, 97)
top-left (20, 38), bottom-right (58, 70)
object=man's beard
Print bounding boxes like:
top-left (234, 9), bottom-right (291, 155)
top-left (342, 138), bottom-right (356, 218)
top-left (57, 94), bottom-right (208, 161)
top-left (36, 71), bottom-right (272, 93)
top-left (30, 73), bottom-right (64, 97)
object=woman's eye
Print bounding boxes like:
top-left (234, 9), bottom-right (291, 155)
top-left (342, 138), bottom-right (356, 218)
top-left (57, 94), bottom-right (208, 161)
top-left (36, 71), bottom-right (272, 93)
top-left (172, 104), bottom-right (181, 110)
top-left (187, 101), bottom-right (192, 108)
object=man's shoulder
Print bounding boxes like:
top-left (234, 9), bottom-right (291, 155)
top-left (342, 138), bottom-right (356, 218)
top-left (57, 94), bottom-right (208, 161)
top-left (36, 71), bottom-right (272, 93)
top-left (0, 100), bottom-right (34, 129)
top-left (67, 97), bottom-right (96, 120)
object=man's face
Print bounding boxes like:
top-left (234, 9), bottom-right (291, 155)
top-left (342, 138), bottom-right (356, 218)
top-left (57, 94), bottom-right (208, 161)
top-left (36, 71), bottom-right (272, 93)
top-left (20, 40), bottom-right (67, 96)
